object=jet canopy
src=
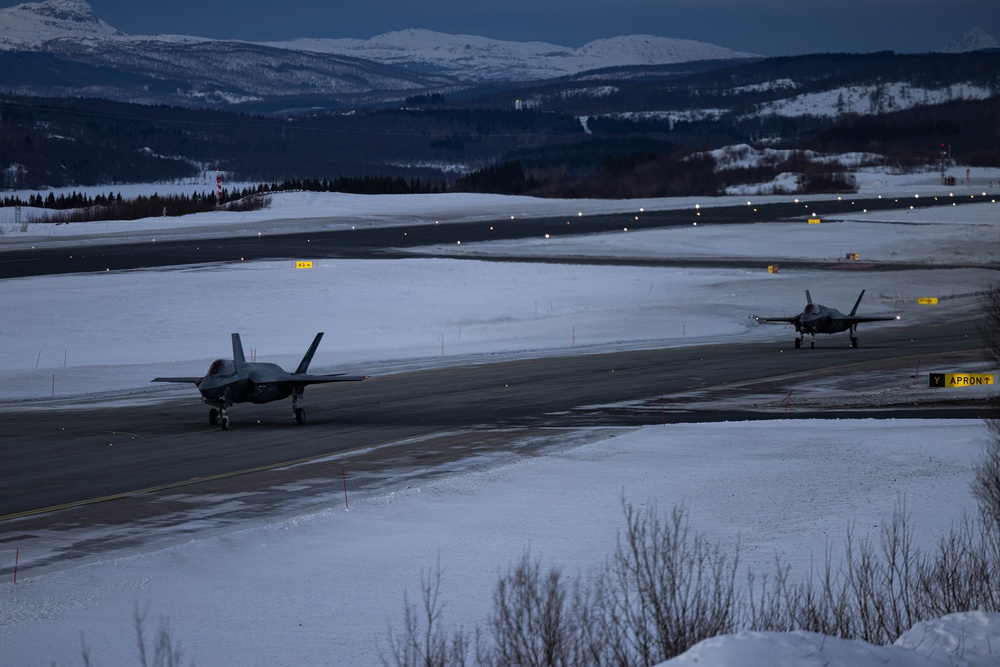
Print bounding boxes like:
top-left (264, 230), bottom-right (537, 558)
top-left (207, 358), bottom-right (237, 377)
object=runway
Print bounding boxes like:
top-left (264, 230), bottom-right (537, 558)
top-left (0, 194), bottom-right (991, 279)
top-left (0, 317), bottom-right (982, 521)
top-left (0, 194), bottom-right (991, 569)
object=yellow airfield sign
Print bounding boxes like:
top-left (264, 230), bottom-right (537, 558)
top-left (295, 261), bottom-right (314, 269)
top-left (807, 218), bottom-right (821, 224)
top-left (929, 373), bottom-right (995, 388)
top-left (917, 297), bottom-right (939, 305)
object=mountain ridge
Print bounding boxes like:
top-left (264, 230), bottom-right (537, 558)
top-left (0, 0), bottom-right (759, 84)
top-left (0, 0), bottom-right (121, 48)
top-left (937, 27), bottom-right (1000, 53)
top-left (256, 28), bottom-right (761, 81)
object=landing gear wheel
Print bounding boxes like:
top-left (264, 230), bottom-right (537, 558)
top-left (209, 408), bottom-right (219, 426)
top-left (295, 407), bottom-right (306, 425)
top-left (220, 415), bottom-right (230, 431)
top-left (851, 336), bottom-right (859, 348)
top-left (794, 338), bottom-right (801, 349)
top-left (810, 339), bottom-right (815, 349)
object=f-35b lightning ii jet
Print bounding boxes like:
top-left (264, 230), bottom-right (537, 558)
top-left (756, 290), bottom-right (899, 349)
top-left (153, 332), bottom-right (366, 430)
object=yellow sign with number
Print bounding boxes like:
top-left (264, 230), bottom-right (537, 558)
top-left (295, 261), bottom-right (314, 269)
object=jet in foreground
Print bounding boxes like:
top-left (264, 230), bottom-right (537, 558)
top-left (153, 332), bottom-right (366, 429)
top-left (756, 290), bottom-right (899, 348)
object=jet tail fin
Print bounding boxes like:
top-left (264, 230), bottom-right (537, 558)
top-left (805, 290), bottom-right (813, 305)
top-left (295, 332), bottom-right (324, 375)
top-left (850, 290), bottom-right (866, 316)
top-left (232, 333), bottom-right (246, 366)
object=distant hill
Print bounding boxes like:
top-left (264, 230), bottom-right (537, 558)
top-left (937, 28), bottom-right (999, 53)
top-left (0, 0), bottom-right (121, 48)
top-left (0, 0), bottom-right (758, 108)
top-left (2, 1), bottom-right (999, 197)
top-left (256, 29), bottom-right (760, 82)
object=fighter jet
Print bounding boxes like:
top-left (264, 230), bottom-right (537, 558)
top-left (152, 332), bottom-right (366, 429)
top-left (756, 290), bottom-right (899, 348)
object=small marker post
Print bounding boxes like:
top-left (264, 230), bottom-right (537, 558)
top-left (342, 468), bottom-right (349, 510)
top-left (782, 390), bottom-right (793, 419)
top-left (14, 548), bottom-right (18, 583)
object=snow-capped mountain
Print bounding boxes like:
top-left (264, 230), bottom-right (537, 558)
top-left (0, 0), bottom-right (120, 49)
top-left (0, 0), bottom-right (759, 106)
top-left (258, 29), bottom-right (760, 81)
top-left (937, 28), bottom-right (999, 53)
top-left (0, 0), bottom-right (461, 106)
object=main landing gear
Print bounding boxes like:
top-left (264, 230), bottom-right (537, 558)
top-left (293, 392), bottom-right (306, 425)
top-left (208, 406), bottom-right (230, 430)
top-left (204, 396), bottom-right (310, 430)
top-left (792, 335), bottom-right (861, 349)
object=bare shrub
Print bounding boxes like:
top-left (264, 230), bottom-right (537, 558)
top-left (133, 603), bottom-right (188, 667)
top-left (748, 546), bottom-right (853, 638)
top-left (605, 503), bottom-right (740, 664)
top-left (384, 492), bottom-right (1000, 666)
top-left (476, 553), bottom-right (573, 667)
top-left (380, 561), bottom-right (470, 667)
top-left (79, 603), bottom-right (189, 667)
top-left (842, 503), bottom-right (921, 644)
top-left (973, 427), bottom-right (1000, 539)
top-left (916, 513), bottom-right (1000, 615)
top-left (974, 283), bottom-right (1000, 532)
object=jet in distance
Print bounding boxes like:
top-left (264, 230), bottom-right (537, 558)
top-left (756, 290), bottom-right (899, 348)
top-left (152, 332), bottom-right (366, 430)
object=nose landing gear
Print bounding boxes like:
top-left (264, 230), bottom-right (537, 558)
top-left (208, 406), bottom-right (230, 430)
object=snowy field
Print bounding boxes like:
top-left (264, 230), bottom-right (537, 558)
top-left (1, 420), bottom-right (994, 667)
top-left (1, 167), bottom-right (999, 666)
top-left (0, 169), bottom-right (997, 404)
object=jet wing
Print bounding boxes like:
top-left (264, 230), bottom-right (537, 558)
top-left (844, 316), bottom-right (899, 324)
top-left (276, 373), bottom-right (368, 386)
top-left (151, 376), bottom-right (204, 384)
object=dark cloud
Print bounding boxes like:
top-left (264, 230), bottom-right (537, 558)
top-left (2, 0), bottom-right (997, 55)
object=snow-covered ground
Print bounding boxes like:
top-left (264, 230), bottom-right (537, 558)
top-left (1, 168), bottom-right (996, 404)
top-left (1, 420), bottom-right (994, 667)
top-left (1, 167), bottom-right (999, 666)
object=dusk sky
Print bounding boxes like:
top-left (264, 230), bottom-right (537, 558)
top-left (4, 0), bottom-right (1000, 56)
